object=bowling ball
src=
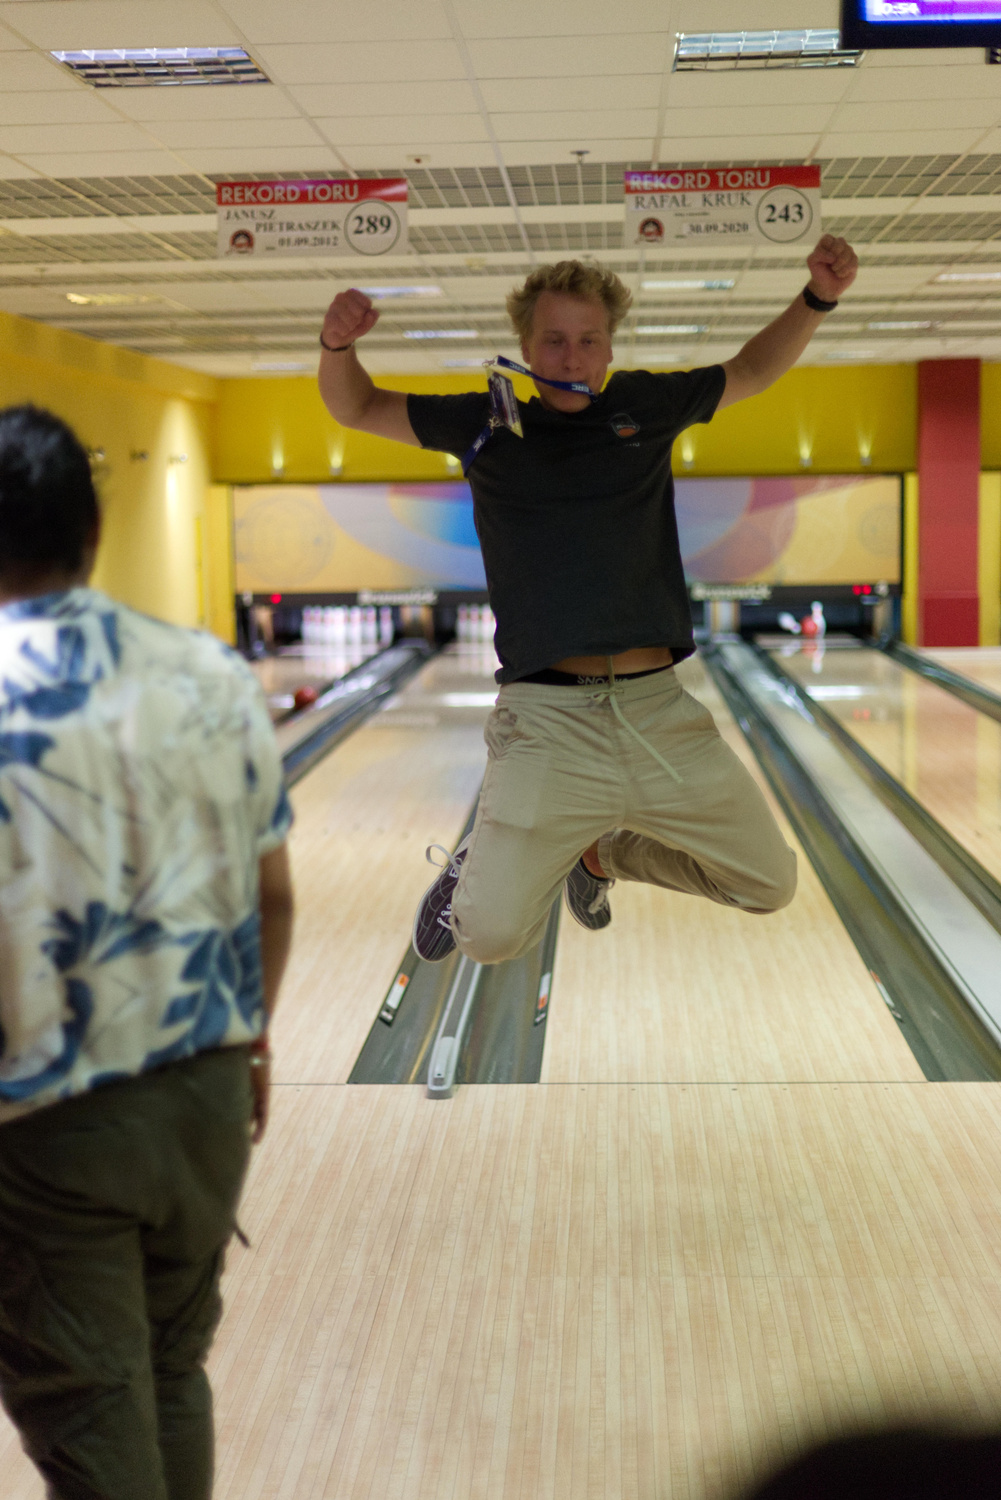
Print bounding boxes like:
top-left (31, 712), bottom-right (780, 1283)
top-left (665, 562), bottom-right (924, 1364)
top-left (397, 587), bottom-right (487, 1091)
top-left (293, 684), bottom-right (319, 711)
top-left (800, 616), bottom-right (819, 638)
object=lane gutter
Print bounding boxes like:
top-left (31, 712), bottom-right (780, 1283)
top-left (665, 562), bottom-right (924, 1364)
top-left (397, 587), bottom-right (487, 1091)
top-left (704, 641), bottom-right (1001, 1082)
top-left (882, 639), bottom-right (1001, 725)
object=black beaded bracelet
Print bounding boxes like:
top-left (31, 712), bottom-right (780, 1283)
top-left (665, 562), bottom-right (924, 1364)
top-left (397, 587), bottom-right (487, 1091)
top-left (803, 284), bottom-right (838, 314)
top-left (319, 333), bottom-right (354, 352)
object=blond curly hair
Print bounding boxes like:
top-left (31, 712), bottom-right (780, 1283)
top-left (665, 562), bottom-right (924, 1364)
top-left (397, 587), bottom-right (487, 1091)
top-left (506, 260), bottom-right (632, 341)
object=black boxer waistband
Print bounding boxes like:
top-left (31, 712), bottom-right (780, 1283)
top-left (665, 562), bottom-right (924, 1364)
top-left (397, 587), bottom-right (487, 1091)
top-left (516, 663), bottom-right (674, 687)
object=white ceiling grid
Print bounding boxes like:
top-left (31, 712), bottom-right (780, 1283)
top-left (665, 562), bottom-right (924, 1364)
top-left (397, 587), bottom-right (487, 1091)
top-left (1, 0), bottom-right (1001, 373)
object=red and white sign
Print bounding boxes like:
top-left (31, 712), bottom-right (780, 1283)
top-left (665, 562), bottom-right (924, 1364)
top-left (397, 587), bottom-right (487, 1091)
top-left (216, 178), bottom-right (408, 259)
top-left (624, 165), bottom-right (821, 248)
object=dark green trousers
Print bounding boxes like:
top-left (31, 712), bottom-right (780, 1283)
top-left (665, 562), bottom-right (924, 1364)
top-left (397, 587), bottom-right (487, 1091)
top-left (0, 1047), bottom-right (252, 1500)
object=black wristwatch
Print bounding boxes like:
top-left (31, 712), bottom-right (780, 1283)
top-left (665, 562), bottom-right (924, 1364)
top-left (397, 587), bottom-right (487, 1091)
top-left (803, 284), bottom-right (838, 313)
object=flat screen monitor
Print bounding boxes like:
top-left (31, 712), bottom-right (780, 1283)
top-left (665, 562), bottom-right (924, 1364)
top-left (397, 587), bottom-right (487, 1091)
top-left (841, 0), bottom-right (1001, 50)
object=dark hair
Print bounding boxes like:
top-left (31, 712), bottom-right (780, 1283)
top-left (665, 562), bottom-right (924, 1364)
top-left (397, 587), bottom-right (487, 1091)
top-left (740, 1429), bottom-right (1001, 1499)
top-left (0, 405), bottom-right (99, 577)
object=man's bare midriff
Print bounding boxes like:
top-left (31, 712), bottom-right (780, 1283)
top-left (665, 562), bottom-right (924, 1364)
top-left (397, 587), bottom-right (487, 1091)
top-left (551, 645), bottom-right (675, 676)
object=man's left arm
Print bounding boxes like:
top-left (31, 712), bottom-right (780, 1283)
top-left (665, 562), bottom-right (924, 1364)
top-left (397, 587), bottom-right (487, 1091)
top-left (717, 235), bottom-right (858, 411)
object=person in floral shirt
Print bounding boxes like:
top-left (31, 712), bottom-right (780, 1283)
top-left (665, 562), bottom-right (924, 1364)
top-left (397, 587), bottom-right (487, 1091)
top-left (0, 405), bottom-right (294, 1500)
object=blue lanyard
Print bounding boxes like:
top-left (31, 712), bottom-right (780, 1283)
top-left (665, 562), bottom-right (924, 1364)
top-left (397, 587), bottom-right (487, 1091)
top-left (491, 354), bottom-right (599, 402)
top-left (459, 356), bottom-right (600, 475)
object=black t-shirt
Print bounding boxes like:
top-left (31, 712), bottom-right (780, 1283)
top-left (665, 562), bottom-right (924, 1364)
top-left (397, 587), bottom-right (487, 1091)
top-left (407, 365), bottom-right (726, 683)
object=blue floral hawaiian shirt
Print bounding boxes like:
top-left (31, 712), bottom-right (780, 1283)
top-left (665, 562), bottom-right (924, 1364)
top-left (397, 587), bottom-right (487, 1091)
top-left (0, 587), bottom-right (292, 1121)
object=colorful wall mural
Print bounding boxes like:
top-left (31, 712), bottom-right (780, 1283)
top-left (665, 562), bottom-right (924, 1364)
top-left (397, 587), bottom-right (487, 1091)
top-left (233, 474), bottom-right (901, 593)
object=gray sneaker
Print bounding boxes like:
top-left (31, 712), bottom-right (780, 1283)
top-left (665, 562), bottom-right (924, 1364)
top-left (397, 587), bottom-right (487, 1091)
top-left (564, 857), bottom-right (613, 931)
top-left (412, 837), bottom-right (470, 962)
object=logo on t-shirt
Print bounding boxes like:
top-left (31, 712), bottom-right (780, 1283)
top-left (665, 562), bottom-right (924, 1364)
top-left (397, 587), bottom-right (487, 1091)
top-left (610, 413), bottom-right (640, 439)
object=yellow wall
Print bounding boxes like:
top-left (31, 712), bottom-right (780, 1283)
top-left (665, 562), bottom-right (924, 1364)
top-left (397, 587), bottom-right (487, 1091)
top-left (213, 372), bottom-right (492, 485)
top-left (979, 471), bottom-right (1001, 646)
top-left (2, 314), bottom-right (996, 645)
top-left (0, 308), bottom-right (224, 635)
top-left (213, 362), bottom-right (917, 483)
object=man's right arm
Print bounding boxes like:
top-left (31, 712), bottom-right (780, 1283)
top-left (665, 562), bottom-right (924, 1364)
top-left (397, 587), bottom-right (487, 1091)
top-left (318, 288), bottom-right (420, 446)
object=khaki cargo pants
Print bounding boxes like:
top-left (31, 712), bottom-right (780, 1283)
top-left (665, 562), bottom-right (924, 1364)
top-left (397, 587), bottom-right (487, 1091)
top-left (452, 665), bottom-right (797, 964)
top-left (0, 1046), bottom-right (252, 1500)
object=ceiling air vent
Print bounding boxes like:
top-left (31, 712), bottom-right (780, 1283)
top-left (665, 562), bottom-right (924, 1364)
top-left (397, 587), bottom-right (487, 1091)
top-left (673, 30), bottom-right (861, 71)
top-left (50, 47), bottom-right (270, 88)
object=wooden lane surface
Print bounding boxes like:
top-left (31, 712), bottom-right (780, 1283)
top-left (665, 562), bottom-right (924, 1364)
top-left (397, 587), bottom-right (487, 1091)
top-left (5, 1080), bottom-right (1001, 1499)
top-left (542, 654), bottom-right (922, 1084)
top-left (923, 646), bottom-right (1001, 698)
top-left (778, 643), bottom-right (1001, 888)
top-left (269, 646), bottom-right (496, 1084)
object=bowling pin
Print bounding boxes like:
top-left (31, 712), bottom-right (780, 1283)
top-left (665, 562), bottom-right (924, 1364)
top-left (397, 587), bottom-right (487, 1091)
top-left (810, 601), bottom-right (827, 639)
top-left (349, 606), bottom-right (362, 645)
top-left (379, 607), bottom-right (394, 645)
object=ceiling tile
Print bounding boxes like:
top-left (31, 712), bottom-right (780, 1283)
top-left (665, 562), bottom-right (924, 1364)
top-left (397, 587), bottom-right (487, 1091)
top-left (0, 50), bottom-right (79, 89)
top-left (818, 129), bottom-right (984, 157)
top-left (490, 110), bottom-right (657, 142)
top-left (0, 89), bottom-right (122, 126)
top-left (110, 85), bottom-right (303, 122)
top-left (468, 34), bottom-right (670, 79)
top-left (174, 145), bottom-right (340, 173)
top-left (149, 117), bottom-right (321, 150)
top-left (863, 45), bottom-right (983, 66)
top-left (316, 114), bottom-right (488, 146)
top-left (454, 0), bottom-right (671, 37)
top-left (0, 154), bottom-right (39, 178)
top-left (0, 20), bottom-right (28, 48)
top-left (289, 81), bottom-right (478, 116)
top-left (834, 100), bottom-right (1001, 133)
top-left (673, 0), bottom-right (837, 25)
top-left (219, 0), bottom-right (450, 45)
top-left (480, 75), bottom-right (662, 113)
top-left (337, 143), bottom-right (497, 171)
top-left (656, 133), bottom-right (820, 161)
top-left (11, 149), bottom-right (185, 176)
top-left (0, 0), bottom-right (242, 50)
top-left (0, 121), bottom-right (159, 154)
top-left (253, 40), bottom-right (464, 86)
top-left (660, 105), bottom-right (836, 137)
top-left (848, 61), bottom-right (1001, 102)
top-left (666, 70), bottom-right (854, 109)
top-left (496, 138), bottom-right (653, 165)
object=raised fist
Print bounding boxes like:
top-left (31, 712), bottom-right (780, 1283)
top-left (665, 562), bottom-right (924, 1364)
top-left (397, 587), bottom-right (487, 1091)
top-left (321, 288), bottom-right (379, 349)
top-left (806, 235), bottom-right (858, 303)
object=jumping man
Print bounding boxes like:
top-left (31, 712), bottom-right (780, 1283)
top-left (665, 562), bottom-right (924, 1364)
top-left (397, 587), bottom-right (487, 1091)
top-left (317, 235), bottom-right (858, 964)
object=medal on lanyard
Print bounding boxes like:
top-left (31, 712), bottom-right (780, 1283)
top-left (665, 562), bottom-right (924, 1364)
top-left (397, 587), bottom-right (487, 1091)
top-left (459, 356), bottom-right (600, 475)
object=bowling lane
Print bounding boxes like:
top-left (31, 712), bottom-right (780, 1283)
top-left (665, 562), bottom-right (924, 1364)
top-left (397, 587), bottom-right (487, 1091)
top-left (250, 644), bottom-right (381, 721)
top-left (775, 639), bottom-right (1001, 887)
top-left (922, 645), bottom-right (1001, 699)
top-left (270, 643), bottom-right (498, 1084)
top-left (542, 652), bottom-right (923, 1085)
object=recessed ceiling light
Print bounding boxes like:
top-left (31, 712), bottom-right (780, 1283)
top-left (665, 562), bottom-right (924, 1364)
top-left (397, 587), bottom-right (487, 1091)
top-left (674, 30), bottom-right (859, 71)
top-left (66, 292), bottom-right (157, 306)
top-left (359, 285), bottom-right (443, 299)
top-left (933, 271), bottom-right (1001, 283)
top-left (50, 47), bottom-right (269, 88)
top-left (641, 279), bottom-right (734, 291)
top-left (637, 324), bottom-right (705, 335)
top-left (867, 320), bottom-right (934, 330)
top-left (404, 329), bottom-right (477, 340)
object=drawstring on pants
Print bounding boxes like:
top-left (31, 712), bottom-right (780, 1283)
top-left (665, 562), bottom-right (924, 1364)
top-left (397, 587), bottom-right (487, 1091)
top-left (587, 657), bottom-right (683, 784)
